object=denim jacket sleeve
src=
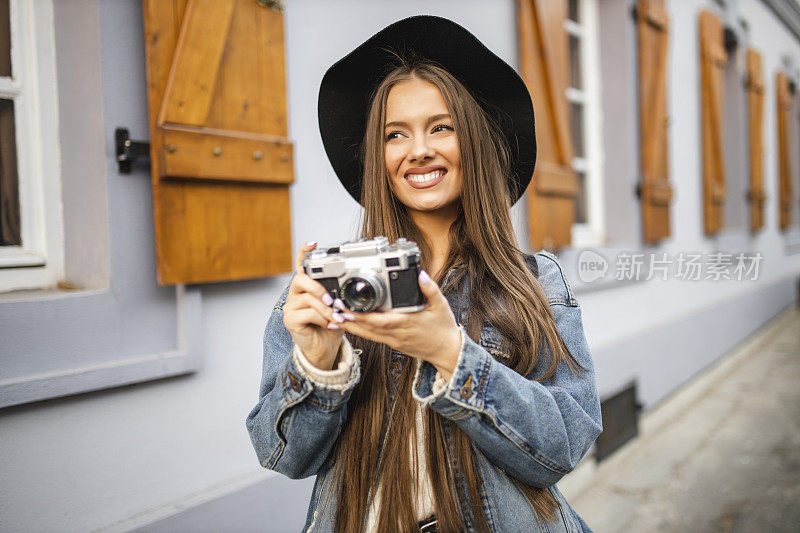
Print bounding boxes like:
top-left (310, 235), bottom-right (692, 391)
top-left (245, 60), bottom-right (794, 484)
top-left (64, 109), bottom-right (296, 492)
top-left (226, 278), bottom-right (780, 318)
top-left (412, 251), bottom-right (602, 488)
top-left (245, 283), bottom-right (360, 479)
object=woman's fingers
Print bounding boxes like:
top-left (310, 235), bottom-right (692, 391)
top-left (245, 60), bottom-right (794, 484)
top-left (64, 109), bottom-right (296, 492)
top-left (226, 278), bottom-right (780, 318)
top-left (338, 320), bottom-right (386, 344)
top-left (349, 310), bottom-right (398, 328)
top-left (289, 269), bottom-right (334, 309)
top-left (417, 270), bottom-right (447, 309)
top-left (295, 241), bottom-right (317, 272)
top-left (290, 272), bottom-right (330, 300)
top-left (290, 242), bottom-right (325, 297)
top-left (294, 292), bottom-right (338, 322)
top-left (289, 308), bottom-right (330, 330)
top-left (284, 284), bottom-right (347, 334)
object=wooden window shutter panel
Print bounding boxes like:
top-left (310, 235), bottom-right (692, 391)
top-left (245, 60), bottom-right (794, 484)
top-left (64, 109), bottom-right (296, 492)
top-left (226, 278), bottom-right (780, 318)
top-left (745, 48), bottom-right (766, 232)
top-left (699, 10), bottom-right (728, 235)
top-left (142, 0), bottom-right (293, 285)
top-left (776, 72), bottom-right (793, 231)
top-left (636, 0), bottom-right (674, 244)
top-left (517, 0), bottom-right (577, 252)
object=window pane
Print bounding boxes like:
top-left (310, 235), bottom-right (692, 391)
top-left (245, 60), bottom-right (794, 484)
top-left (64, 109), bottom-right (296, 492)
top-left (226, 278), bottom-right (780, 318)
top-left (568, 0), bottom-right (579, 23)
top-left (0, 0), bottom-right (9, 77)
top-left (570, 101), bottom-right (585, 158)
top-left (0, 98), bottom-right (20, 245)
top-left (574, 171), bottom-right (587, 224)
top-left (569, 34), bottom-right (582, 89)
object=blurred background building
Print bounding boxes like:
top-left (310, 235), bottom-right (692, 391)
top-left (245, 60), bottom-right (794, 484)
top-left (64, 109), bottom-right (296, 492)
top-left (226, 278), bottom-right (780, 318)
top-left (1, 0), bottom-right (799, 531)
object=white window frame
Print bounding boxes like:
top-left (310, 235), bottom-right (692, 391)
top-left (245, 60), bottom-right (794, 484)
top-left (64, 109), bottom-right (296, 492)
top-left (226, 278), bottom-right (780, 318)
top-left (787, 71), bottom-right (800, 253)
top-left (0, 0), bottom-right (64, 292)
top-left (565, 0), bottom-right (605, 249)
top-left (792, 68), bottom-right (800, 232)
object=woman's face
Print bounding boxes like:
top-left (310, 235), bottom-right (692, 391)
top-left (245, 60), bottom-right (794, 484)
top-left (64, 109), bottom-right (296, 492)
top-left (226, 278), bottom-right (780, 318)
top-left (384, 77), bottom-right (462, 216)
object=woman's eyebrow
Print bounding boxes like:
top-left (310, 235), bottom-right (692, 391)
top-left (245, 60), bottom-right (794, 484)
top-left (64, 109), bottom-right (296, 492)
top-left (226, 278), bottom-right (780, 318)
top-left (384, 113), bottom-right (452, 129)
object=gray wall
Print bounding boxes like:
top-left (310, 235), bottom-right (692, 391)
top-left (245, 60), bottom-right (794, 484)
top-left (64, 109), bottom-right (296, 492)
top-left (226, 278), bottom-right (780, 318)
top-left (598, 0), bottom-right (641, 245)
top-left (0, 0), bottom-right (199, 410)
top-left (1, 1), bottom-right (800, 532)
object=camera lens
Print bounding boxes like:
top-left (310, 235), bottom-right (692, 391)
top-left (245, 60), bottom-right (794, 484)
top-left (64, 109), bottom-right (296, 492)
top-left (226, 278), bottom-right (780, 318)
top-left (343, 278), bottom-right (377, 311)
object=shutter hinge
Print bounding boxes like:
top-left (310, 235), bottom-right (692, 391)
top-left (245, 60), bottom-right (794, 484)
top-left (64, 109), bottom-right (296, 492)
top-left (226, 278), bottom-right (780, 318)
top-left (115, 128), bottom-right (150, 174)
top-left (256, 0), bottom-right (284, 11)
top-left (724, 26), bottom-right (738, 54)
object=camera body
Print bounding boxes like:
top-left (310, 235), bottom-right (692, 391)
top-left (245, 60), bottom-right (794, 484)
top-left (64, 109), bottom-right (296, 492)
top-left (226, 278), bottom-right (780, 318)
top-left (302, 236), bottom-right (425, 313)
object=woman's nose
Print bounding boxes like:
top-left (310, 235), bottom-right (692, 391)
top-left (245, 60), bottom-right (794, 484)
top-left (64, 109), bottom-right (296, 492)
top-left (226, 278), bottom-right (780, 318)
top-left (409, 136), bottom-right (435, 161)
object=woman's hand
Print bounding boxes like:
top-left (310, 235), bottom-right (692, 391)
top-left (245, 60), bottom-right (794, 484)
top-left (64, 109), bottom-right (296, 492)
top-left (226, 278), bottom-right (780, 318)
top-left (283, 242), bottom-right (346, 370)
top-left (336, 270), bottom-right (462, 380)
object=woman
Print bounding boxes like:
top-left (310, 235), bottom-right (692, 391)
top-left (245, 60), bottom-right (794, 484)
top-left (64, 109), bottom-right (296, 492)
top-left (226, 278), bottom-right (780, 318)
top-left (246, 15), bottom-right (602, 533)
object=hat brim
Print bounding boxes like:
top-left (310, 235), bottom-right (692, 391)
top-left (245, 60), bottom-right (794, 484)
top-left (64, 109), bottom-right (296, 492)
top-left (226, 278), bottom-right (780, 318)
top-left (318, 15), bottom-right (536, 205)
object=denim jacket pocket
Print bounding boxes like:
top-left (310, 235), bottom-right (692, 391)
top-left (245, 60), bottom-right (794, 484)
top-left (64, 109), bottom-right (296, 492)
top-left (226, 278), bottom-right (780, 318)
top-left (454, 307), bottom-right (512, 363)
top-left (480, 323), bottom-right (512, 362)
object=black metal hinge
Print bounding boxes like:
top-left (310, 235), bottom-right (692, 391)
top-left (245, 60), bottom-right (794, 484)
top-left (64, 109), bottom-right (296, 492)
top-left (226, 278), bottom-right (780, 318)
top-left (724, 26), bottom-right (739, 54)
top-left (115, 128), bottom-right (150, 174)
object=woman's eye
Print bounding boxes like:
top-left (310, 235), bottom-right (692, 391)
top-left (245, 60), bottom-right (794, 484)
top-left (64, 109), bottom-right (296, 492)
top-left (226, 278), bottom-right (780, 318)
top-left (386, 131), bottom-right (404, 141)
top-left (432, 124), bottom-right (454, 133)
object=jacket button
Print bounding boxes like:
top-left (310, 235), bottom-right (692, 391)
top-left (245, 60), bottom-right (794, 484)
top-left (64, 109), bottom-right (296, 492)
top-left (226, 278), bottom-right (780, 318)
top-left (287, 373), bottom-right (302, 392)
top-left (460, 384), bottom-right (473, 399)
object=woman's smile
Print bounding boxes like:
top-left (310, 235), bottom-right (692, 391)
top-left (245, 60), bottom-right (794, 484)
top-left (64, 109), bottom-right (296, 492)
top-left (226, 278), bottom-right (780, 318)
top-left (404, 166), bottom-right (447, 188)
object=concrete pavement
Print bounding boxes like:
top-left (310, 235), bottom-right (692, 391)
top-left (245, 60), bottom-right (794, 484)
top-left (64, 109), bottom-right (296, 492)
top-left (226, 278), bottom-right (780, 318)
top-left (559, 305), bottom-right (800, 533)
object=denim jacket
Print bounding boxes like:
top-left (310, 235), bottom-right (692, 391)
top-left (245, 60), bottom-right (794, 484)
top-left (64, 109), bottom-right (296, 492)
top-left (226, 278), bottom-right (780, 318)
top-left (246, 251), bottom-right (602, 532)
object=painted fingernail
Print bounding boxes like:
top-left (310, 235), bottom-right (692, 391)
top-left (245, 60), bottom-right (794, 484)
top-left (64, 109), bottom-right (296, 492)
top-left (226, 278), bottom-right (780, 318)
top-left (419, 270), bottom-right (432, 285)
top-left (327, 323), bottom-right (340, 330)
top-left (333, 298), bottom-right (346, 311)
top-left (343, 313), bottom-right (356, 321)
top-left (322, 293), bottom-right (333, 306)
top-left (332, 312), bottom-right (344, 323)
top-left (305, 241), bottom-right (317, 247)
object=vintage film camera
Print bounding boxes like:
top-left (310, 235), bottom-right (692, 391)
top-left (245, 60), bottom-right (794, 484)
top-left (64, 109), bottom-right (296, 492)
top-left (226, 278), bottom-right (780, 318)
top-left (302, 236), bottom-right (425, 312)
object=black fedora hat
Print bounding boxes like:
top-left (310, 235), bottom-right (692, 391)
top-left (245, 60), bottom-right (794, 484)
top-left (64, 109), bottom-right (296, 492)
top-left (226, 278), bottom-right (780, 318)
top-left (317, 15), bottom-right (536, 205)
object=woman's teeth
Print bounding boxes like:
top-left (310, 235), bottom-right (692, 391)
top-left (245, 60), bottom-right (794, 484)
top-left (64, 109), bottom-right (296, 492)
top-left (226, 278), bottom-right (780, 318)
top-left (405, 170), bottom-right (445, 183)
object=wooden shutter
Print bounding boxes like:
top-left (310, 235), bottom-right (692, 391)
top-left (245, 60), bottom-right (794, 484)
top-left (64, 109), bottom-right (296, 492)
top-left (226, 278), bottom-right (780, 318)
top-left (699, 10), bottom-right (727, 235)
top-left (142, 0), bottom-right (293, 285)
top-left (517, 0), bottom-right (577, 251)
top-left (745, 48), bottom-right (766, 232)
top-left (776, 72), bottom-right (793, 231)
top-left (636, 0), bottom-right (674, 244)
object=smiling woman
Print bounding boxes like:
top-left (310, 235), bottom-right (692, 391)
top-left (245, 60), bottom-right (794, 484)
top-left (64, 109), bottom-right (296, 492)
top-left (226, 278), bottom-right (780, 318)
top-left (359, 60), bottom-right (521, 282)
top-left (384, 76), bottom-right (464, 276)
top-left (246, 15), bottom-right (602, 533)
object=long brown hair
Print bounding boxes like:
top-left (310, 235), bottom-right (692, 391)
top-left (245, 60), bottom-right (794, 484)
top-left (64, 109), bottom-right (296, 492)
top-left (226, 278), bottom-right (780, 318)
top-left (331, 59), bottom-right (586, 532)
